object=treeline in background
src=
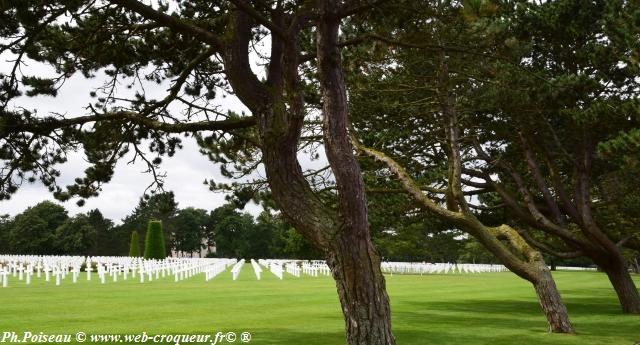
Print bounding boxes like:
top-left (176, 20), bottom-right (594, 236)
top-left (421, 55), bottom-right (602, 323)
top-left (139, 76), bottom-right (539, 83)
top-left (0, 191), bottom-right (596, 267)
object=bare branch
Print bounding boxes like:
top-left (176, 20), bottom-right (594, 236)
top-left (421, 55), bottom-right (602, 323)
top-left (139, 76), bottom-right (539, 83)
top-left (5, 111), bottom-right (256, 135)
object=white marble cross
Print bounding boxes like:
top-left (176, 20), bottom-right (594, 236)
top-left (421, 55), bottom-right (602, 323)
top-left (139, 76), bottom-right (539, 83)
top-left (26, 266), bottom-right (33, 285)
top-left (17, 265), bottom-right (24, 281)
top-left (1, 269), bottom-right (8, 288)
top-left (251, 259), bottom-right (262, 280)
top-left (54, 269), bottom-right (61, 286)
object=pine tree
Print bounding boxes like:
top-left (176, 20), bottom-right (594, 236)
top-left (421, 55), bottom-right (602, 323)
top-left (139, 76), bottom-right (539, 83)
top-left (128, 230), bottom-right (141, 257)
top-left (143, 220), bottom-right (166, 259)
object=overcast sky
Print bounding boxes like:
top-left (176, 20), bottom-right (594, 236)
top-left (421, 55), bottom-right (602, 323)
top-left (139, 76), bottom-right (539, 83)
top-left (0, 56), bottom-right (268, 223)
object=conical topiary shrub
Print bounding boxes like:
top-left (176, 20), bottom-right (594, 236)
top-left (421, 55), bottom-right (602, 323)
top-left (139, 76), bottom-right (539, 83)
top-left (144, 220), bottom-right (166, 259)
top-left (128, 230), bottom-right (141, 257)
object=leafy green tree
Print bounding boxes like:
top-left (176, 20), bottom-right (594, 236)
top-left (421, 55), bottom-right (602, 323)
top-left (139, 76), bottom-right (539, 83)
top-left (0, 0), bottom-right (452, 340)
top-left (8, 201), bottom-right (68, 254)
top-left (209, 204), bottom-right (256, 258)
top-left (367, 188), bottom-right (467, 262)
top-left (173, 207), bottom-right (208, 256)
top-left (0, 214), bottom-right (10, 253)
top-left (121, 192), bottom-right (178, 253)
top-left (55, 214), bottom-right (96, 255)
top-left (128, 230), bottom-right (141, 257)
top-left (458, 0), bottom-right (640, 313)
top-left (102, 223), bottom-right (135, 256)
top-left (144, 220), bottom-right (166, 260)
top-left (281, 227), bottom-right (323, 260)
top-left (86, 209), bottom-right (116, 256)
top-left (255, 211), bottom-right (322, 260)
top-left (459, 239), bottom-right (498, 264)
top-left (347, 0), bottom-right (576, 332)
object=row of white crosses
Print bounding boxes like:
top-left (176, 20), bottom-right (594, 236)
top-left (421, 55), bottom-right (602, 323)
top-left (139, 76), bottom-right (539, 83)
top-left (250, 259), bottom-right (262, 280)
top-left (555, 266), bottom-right (597, 271)
top-left (231, 259), bottom-right (245, 281)
top-left (302, 261), bottom-right (331, 276)
top-left (252, 259), bottom-right (332, 280)
top-left (174, 258), bottom-right (237, 282)
top-left (0, 255), bottom-right (85, 287)
top-left (0, 255), bottom-right (237, 287)
top-left (205, 260), bottom-right (233, 281)
top-left (380, 262), bottom-right (508, 275)
top-left (3, 255), bottom-right (559, 287)
top-left (258, 259), bottom-right (284, 279)
top-left (87, 257), bottom-right (237, 284)
top-left (285, 262), bottom-right (301, 277)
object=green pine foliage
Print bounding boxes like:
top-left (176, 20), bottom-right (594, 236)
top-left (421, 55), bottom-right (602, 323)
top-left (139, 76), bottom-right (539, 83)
top-left (128, 230), bottom-right (141, 257)
top-left (144, 220), bottom-right (166, 259)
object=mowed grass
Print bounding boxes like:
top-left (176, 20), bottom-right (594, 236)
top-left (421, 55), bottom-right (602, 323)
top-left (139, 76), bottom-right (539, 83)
top-left (0, 266), bottom-right (638, 345)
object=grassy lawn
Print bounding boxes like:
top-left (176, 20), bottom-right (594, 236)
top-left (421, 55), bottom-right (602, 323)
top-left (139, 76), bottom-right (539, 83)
top-left (0, 267), bottom-right (638, 344)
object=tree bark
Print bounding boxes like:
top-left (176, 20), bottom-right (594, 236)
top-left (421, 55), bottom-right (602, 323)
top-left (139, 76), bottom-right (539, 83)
top-left (221, 5), bottom-right (396, 344)
top-left (531, 262), bottom-right (575, 333)
top-left (475, 225), bottom-right (575, 333)
top-left (326, 228), bottom-right (395, 345)
top-left (600, 256), bottom-right (640, 314)
top-left (315, 1), bottom-right (395, 342)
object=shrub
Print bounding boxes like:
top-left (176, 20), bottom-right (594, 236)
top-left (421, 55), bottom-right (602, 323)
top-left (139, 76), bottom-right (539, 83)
top-left (144, 220), bottom-right (166, 259)
top-left (128, 230), bottom-right (141, 257)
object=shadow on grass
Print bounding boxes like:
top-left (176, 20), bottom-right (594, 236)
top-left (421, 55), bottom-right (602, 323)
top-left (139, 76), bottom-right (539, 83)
top-left (247, 296), bottom-right (640, 345)
top-left (238, 297), bottom-right (640, 345)
top-left (392, 298), bottom-right (639, 343)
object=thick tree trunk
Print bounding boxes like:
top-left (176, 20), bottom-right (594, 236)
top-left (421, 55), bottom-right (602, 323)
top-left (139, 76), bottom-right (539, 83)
top-left (601, 258), bottom-right (640, 314)
top-left (531, 264), bottom-right (575, 333)
top-left (315, 1), bottom-right (396, 344)
top-left (262, 129), bottom-right (396, 345)
top-left (476, 225), bottom-right (574, 333)
top-left (221, 7), bottom-right (396, 345)
top-left (326, 229), bottom-right (395, 345)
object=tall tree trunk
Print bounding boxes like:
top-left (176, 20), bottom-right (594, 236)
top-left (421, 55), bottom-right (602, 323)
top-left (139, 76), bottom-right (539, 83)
top-left (531, 261), bottom-right (575, 333)
top-left (600, 256), bottom-right (640, 314)
top-left (326, 229), bottom-right (394, 345)
top-left (222, 7), bottom-right (396, 343)
top-left (315, 1), bottom-right (395, 344)
top-left (262, 134), bottom-right (396, 345)
top-left (475, 225), bottom-right (575, 333)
